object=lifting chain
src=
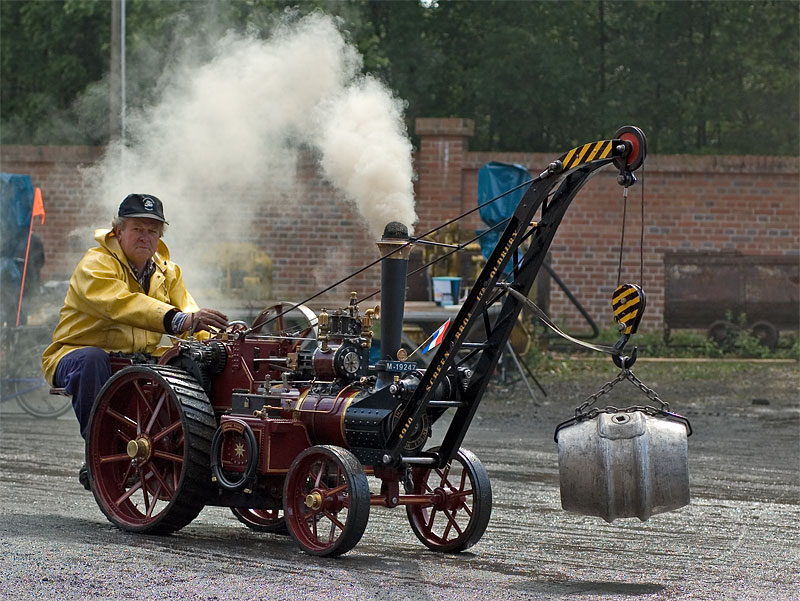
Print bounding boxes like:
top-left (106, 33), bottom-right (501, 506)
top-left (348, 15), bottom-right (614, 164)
top-left (575, 367), bottom-right (668, 417)
top-left (555, 367), bottom-right (692, 441)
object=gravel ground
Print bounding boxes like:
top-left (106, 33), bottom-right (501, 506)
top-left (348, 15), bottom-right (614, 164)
top-left (1, 359), bottom-right (798, 601)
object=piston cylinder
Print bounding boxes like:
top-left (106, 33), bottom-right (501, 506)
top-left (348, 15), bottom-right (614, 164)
top-left (556, 411), bottom-right (690, 522)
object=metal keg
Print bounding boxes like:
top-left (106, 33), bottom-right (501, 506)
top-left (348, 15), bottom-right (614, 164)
top-left (556, 410), bottom-right (690, 522)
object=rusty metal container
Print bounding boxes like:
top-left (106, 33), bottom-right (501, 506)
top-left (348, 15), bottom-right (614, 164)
top-left (664, 251), bottom-right (799, 336)
top-left (556, 411), bottom-right (690, 522)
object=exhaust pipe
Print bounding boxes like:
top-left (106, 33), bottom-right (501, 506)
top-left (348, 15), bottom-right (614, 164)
top-left (376, 222), bottom-right (412, 385)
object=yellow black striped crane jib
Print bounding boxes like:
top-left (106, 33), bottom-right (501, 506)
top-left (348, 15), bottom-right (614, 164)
top-left (612, 283), bottom-right (646, 335)
top-left (559, 139), bottom-right (614, 170)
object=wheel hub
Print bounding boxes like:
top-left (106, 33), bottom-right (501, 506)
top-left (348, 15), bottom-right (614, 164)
top-left (305, 490), bottom-right (323, 511)
top-left (126, 436), bottom-right (152, 461)
top-left (432, 486), bottom-right (460, 511)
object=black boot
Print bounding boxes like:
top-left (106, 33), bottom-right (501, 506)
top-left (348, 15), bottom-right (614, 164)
top-left (78, 463), bottom-right (91, 491)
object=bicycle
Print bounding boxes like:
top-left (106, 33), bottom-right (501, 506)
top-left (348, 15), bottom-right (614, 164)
top-left (0, 325), bottom-right (71, 418)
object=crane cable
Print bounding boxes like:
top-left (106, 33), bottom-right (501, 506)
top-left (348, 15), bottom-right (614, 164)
top-left (616, 164), bottom-right (646, 288)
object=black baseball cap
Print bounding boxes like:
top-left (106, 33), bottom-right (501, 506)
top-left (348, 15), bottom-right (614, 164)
top-left (118, 193), bottom-right (168, 224)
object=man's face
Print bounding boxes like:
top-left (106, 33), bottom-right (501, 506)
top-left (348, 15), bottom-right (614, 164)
top-left (116, 217), bottom-right (162, 269)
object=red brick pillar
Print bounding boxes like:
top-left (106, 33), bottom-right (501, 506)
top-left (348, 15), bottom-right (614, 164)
top-left (413, 118), bottom-right (474, 233)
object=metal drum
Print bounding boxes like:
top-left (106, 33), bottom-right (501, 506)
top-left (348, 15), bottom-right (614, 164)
top-left (556, 411), bottom-right (690, 522)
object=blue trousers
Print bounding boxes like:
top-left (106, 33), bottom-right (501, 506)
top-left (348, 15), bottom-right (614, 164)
top-left (54, 347), bottom-right (112, 440)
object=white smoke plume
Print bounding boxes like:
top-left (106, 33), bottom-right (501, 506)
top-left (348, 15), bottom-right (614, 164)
top-left (81, 12), bottom-right (417, 293)
top-left (317, 77), bottom-right (416, 239)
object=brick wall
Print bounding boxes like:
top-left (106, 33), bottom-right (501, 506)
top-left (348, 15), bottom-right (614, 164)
top-left (2, 119), bottom-right (799, 332)
top-left (1, 148), bottom-right (381, 311)
top-left (249, 159), bottom-right (380, 305)
top-left (416, 122), bottom-right (800, 333)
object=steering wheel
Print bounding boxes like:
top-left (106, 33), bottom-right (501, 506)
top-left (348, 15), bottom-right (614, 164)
top-left (250, 302), bottom-right (318, 352)
top-left (226, 320), bottom-right (249, 333)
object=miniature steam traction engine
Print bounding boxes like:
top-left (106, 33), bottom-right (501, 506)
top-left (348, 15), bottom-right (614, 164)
top-left (84, 126), bottom-right (689, 556)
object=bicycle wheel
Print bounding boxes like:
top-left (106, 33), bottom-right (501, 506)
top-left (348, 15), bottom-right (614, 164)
top-left (4, 334), bottom-right (70, 418)
top-left (15, 379), bottom-right (71, 418)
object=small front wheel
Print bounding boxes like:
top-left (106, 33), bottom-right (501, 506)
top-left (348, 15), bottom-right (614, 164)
top-left (406, 447), bottom-right (492, 553)
top-left (283, 445), bottom-right (369, 557)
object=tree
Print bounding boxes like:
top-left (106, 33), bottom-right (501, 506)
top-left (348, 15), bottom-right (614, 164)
top-left (370, 0), bottom-right (798, 155)
top-left (0, 0), bottom-right (110, 144)
top-left (1, 0), bottom-right (797, 155)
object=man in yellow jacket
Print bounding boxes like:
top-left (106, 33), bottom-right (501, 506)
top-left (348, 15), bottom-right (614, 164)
top-left (42, 194), bottom-right (227, 487)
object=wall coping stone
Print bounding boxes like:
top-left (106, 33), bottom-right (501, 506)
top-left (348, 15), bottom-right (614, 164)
top-left (415, 118), bottom-right (475, 137)
top-left (0, 145), bottom-right (105, 164)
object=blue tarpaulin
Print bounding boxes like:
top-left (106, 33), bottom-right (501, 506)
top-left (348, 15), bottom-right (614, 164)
top-left (1, 173), bottom-right (34, 257)
top-left (1, 173), bottom-right (42, 326)
top-left (477, 161), bottom-right (531, 226)
top-left (476, 162), bottom-right (531, 275)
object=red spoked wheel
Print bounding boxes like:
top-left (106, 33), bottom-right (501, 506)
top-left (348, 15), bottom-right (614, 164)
top-left (283, 445), bottom-right (369, 557)
top-left (406, 447), bottom-right (492, 553)
top-left (86, 365), bottom-right (216, 534)
top-left (231, 507), bottom-right (288, 534)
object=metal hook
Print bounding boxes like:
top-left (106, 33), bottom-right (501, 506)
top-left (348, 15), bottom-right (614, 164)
top-left (612, 346), bottom-right (638, 370)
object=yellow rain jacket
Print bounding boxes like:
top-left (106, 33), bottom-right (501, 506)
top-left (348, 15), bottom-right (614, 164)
top-left (42, 229), bottom-right (200, 384)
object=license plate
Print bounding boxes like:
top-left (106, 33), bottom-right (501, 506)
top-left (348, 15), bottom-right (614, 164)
top-left (385, 361), bottom-right (417, 372)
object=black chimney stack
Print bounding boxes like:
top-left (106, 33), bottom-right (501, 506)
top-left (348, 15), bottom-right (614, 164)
top-left (376, 222), bottom-right (412, 379)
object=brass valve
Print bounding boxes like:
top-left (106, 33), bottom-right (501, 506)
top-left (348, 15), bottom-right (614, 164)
top-left (361, 305), bottom-right (380, 348)
top-left (318, 308), bottom-right (330, 352)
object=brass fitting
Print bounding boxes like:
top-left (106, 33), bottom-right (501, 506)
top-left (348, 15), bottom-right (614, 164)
top-left (126, 437), bottom-right (152, 461)
top-left (305, 491), bottom-right (323, 511)
top-left (361, 305), bottom-right (380, 348)
top-left (318, 308), bottom-right (330, 352)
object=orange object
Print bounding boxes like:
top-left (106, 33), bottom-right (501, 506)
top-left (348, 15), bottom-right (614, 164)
top-left (16, 187), bottom-right (45, 326)
top-left (32, 186), bottom-right (45, 223)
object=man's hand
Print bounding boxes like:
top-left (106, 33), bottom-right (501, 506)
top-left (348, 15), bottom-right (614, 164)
top-left (190, 308), bottom-right (228, 332)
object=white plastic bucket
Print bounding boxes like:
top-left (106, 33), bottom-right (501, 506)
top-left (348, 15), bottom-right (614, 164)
top-left (432, 276), bottom-right (461, 306)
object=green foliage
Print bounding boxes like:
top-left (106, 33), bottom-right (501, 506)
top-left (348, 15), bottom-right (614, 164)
top-left (0, 0), bottom-right (111, 144)
top-left (370, 0), bottom-right (799, 154)
top-left (791, 337), bottom-right (800, 361)
top-left (1, 0), bottom-right (797, 154)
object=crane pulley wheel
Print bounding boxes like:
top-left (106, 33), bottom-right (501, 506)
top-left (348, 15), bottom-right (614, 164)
top-left (613, 126), bottom-right (647, 172)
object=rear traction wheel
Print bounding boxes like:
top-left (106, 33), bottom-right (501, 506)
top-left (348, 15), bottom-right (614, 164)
top-left (283, 445), bottom-right (369, 557)
top-left (86, 365), bottom-right (216, 534)
top-left (406, 447), bottom-right (492, 553)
